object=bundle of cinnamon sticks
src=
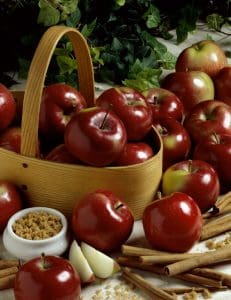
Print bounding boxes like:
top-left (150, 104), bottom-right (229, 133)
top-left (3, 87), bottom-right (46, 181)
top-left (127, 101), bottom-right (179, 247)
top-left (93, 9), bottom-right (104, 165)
top-left (118, 192), bottom-right (231, 300)
top-left (0, 259), bottom-right (19, 290)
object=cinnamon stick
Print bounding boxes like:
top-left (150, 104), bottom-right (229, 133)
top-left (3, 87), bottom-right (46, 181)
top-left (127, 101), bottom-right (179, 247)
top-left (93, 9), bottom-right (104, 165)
top-left (117, 256), bottom-right (225, 289)
top-left (191, 267), bottom-right (231, 287)
top-left (0, 274), bottom-right (16, 290)
top-left (0, 259), bottom-right (19, 270)
top-left (165, 247), bottom-right (231, 276)
top-left (122, 267), bottom-right (176, 300)
top-left (215, 192), bottom-right (231, 212)
top-left (140, 253), bottom-right (201, 264)
top-left (0, 266), bottom-right (18, 278)
top-left (201, 215), bottom-right (231, 241)
top-left (121, 244), bottom-right (174, 257)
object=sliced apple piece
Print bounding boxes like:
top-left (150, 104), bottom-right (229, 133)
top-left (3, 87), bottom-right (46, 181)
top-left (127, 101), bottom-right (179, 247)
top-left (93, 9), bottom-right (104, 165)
top-left (81, 242), bottom-right (120, 279)
top-left (69, 239), bottom-right (95, 284)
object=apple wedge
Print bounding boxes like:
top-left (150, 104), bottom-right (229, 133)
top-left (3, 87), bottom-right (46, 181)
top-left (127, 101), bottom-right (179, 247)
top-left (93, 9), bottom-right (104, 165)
top-left (69, 239), bottom-right (95, 284)
top-left (81, 242), bottom-right (120, 279)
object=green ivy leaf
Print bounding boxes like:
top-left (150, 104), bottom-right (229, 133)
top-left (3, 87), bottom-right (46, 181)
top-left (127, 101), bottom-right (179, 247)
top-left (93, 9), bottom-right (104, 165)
top-left (37, 0), bottom-right (60, 26)
top-left (116, 0), bottom-right (126, 6)
top-left (206, 14), bottom-right (224, 31)
top-left (81, 18), bottom-right (97, 37)
top-left (66, 8), bottom-right (81, 27)
top-left (56, 55), bottom-right (76, 74)
top-left (143, 4), bottom-right (160, 29)
top-left (160, 51), bottom-right (176, 70)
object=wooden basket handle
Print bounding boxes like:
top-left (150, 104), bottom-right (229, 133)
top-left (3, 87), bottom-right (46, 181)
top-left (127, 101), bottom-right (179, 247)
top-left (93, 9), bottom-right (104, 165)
top-left (20, 25), bottom-right (95, 157)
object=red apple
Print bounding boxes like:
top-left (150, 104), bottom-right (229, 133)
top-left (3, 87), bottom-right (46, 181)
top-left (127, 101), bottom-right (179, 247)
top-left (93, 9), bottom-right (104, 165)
top-left (193, 133), bottom-right (231, 192)
top-left (96, 86), bottom-right (153, 141)
top-left (0, 126), bottom-right (21, 153)
top-left (64, 107), bottom-right (127, 167)
top-left (0, 83), bottom-right (17, 131)
top-left (14, 254), bottom-right (81, 300)
top-left (175, 40), bottom-right (228, 78)
top-left (142, 192), bottom-right (203, 252)
top-left (71, 189), bottom-right (134, 252)
top-left (184, 100), bottom-right (231, 144)
top-left (0, 180), bottom-right (23, 233)
top-left (113, 141), bottom-right (154, 166)
top-left (161, 71), bottom-right (215, 114)
top-left (161, 160), bottom-right (220, 213)
top-left (214, 66), bottom-right (231, 106)
top-left (142, 87), bottom-right (184, 121)
top-left (45, 144), bottom-right (79, 164)
top-left (39, 83), bottom-right (87, 141)
top-left (153, 116), bottom-right (191, 171)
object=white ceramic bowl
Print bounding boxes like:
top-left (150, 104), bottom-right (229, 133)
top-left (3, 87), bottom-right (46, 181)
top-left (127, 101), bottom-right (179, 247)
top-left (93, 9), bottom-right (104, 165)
top-left (3, 206), bottom-right (69, 261)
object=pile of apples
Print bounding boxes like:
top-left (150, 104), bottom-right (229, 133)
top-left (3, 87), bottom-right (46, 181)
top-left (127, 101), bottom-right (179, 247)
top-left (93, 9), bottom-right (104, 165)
top-left (0, 38), bottom-right (231, 299)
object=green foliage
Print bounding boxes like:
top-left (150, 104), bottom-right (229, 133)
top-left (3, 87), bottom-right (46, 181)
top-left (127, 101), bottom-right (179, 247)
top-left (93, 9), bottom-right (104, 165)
top-left (3, 0), bottom-right (229, 90)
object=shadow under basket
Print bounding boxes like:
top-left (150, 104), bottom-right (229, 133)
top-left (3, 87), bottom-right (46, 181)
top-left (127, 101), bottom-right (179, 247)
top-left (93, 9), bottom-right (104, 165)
top-left (5, 26), bottom-right (163, 220)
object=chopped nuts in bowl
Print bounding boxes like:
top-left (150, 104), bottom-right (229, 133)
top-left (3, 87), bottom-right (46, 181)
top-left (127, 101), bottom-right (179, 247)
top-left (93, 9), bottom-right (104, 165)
top-left (3, 207), bottom-right (69, 261)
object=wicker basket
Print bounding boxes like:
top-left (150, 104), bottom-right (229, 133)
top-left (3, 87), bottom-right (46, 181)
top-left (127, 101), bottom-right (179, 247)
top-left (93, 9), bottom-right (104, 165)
top-left (6, 26), bottom-right (163, 220)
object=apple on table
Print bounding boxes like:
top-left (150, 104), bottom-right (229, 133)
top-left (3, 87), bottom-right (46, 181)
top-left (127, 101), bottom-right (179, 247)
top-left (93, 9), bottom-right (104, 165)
top-left (214, 66), bottom-right (231, 106)
top-left (71, 189), bottom-right (134, 252)
top-left (161, 159), bottom-right (220, 213)
top-left (152, 116), bottom-right (191, 171)
top-left (142, 191), bottom-right (203, 252)
top-left (14, 254), bottom-right (81, 300)
top-left (193, 132), bottom-right (231, 193)
top-left (184, 100), bottom-right (231, 144)
top-left (142, 87), bottom-right (184, 122)
top-left (161, 70), bottom-right (215, 115)
top-left (175, 39), bottom-right (228, 78)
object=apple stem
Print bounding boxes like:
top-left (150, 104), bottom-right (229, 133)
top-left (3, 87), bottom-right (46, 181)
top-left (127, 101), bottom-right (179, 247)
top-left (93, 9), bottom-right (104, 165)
top-left (99, 105), bottom-right (112, 129)
top-left (212, 132), bottom-right (220, 144)
top-left (156, 191), bottom-right (162, 200)
top-left (115, 201), bottom-right (124, 210)
top-left (41, 253), bottom-right (50, 269)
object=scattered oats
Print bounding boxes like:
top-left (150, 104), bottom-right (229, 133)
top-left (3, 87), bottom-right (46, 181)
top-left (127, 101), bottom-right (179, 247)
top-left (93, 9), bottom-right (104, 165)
top-left (183, 290), bottom-right (198, 300)
top-left (206, 233), bottom-right (231, 250)
top-left (202, 288), bottom-right (211, 299)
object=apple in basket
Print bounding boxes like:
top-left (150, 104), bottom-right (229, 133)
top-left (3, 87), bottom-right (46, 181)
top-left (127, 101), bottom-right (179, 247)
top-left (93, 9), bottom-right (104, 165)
top-left (0, 83), bottom-right (17, 131)
top-left (113, 141), bottom-right (154, 166)
top-left (161, 159), bottom-right (220, 213)
top-left (175, 39), bottom-right (228, 78)
top-left (96, 86), bottom-right (153, 141)
top-left (39, 82), bottom-right (87, 142)
top-left (0, 126), bottom-right (21, 153)
top-left (142, 192), bottom-right (203, 252)
top-left (142, 87), bottom-right (184, 122)
top-left (45, 144), bottom-right (79, 164)
top-left (14, 254), bottom-right (81, 300)
top-left (161, 70), bottom-right (215, 114)
top-left (64, 106), bottom-right (127, 167)
top-left (71, 189), bottom-right (134, 252)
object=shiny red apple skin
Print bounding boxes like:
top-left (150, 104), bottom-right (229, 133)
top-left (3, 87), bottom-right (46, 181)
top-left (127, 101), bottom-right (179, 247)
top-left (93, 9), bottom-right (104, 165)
top-left (214, 66), bottom-right (231, 106)
top-left (142, 192), bottom-right (203, 252)
top-left (39, 83), bottom-right (87, 141)
top-left (161, 71), bottom-right (215, 114)
top-left (0, 83), bottom-right (17, 131)
top-left (71, 189), bottom-right (134, 252)
top-left (64, 107), bottom-right (127, 167)
top-left (45, 144), bottom-right (79, 164)
top-left (184, 100), bottom-right (231, 144)
top-left (96, 86), bottom-right (153, 141)
top-left (0, 126), bottom-right (21, 153)
top-left (14, 255), bottom-right (81, 300)
top-left (175, 40), bottom-right (228, 78)
top-left (162, 160), bottom-right (220, 213)
top-left (113, 142), bottom-right (154, 166)
top-left (0, 181), bottom-right (23, 233)
top-left (193, 133), bottom-right (231, 192)
top-left (142, 87), bottom-right (184, 121)
top-left (153, 116), bottom-right (191, 171)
